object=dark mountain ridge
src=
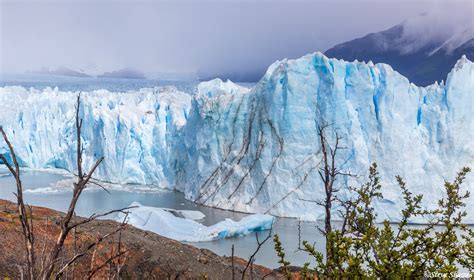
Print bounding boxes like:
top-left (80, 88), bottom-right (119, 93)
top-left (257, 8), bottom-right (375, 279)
top-left (325, 17), bottom-right (473, 86)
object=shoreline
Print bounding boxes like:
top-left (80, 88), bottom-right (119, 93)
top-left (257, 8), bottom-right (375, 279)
top-left (0, 199), bottom-right (284, 279)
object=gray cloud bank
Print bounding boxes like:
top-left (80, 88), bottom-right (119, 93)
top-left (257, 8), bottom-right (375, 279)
top-left (1, 0), bottom-right (472, 81)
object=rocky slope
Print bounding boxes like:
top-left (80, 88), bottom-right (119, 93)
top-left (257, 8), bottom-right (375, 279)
top-left (0, 199), bottom-right (281, 279)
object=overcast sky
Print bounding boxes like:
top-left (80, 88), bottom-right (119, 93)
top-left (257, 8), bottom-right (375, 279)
top-left (0, 0), bottom-right (472, 80)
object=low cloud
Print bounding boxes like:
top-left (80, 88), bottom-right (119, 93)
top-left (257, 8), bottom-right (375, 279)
top-left (1, 0), bottom-right (472, 81)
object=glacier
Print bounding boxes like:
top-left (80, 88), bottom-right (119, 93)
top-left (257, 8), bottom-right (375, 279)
top-left (0, 53), bottom-right (473, 222)
top-left (0, 86), bottom-right (191, 187)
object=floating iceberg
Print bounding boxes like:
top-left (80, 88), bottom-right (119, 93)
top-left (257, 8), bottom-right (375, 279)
top-left (118, 202), bottom-right (274, 242)
top-left (1, 53), bottom-right (473, 222)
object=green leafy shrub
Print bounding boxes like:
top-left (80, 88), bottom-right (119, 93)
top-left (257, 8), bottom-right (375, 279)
top-left (275, 164), bottom-right (473, 279)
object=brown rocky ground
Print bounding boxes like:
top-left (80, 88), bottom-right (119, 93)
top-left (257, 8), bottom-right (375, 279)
top-left (0, 199), bottom-right (285, 279)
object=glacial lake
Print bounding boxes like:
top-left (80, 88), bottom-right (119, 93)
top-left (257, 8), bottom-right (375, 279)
top-left (1, 168), bottom-right (472, 273)
top-left (0, 169), bottom-right (325, 269)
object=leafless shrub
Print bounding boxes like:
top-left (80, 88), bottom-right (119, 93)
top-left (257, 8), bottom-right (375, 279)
top-left (0, 95), bottom-right (135, 279)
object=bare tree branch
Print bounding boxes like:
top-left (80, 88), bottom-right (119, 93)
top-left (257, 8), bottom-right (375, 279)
top-left (42, 95), bottom-right (107, 279)
top-left (87, 179), bottom-right (111, 194)
top-left (55, 221), bottom-right (127, 278)
top-left (231, 244), bottom-right (235, 280)
top-left (87, 249), bottom-right (128, 280)
top-left (2, 95), bottom-right (135, 279)
top-left (1, 126), bottom-right (36, 280)
top-left (241, 228), bottom-right (272, 280)
top-left (315, 124), bottom-right (359, 275)
top-left (70, 206), bottom-right (136, 230)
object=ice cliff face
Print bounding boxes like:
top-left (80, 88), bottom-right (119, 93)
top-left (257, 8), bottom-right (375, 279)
top-left (178, 53), bottom-right (474, 222)
top-left (0, 86), bottom-right (191, 187)
top-left (0, 53), bottom-right (473, 222)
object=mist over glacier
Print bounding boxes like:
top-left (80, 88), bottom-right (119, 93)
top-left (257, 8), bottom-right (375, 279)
top-left (0, 53), bottom-right (473, 222)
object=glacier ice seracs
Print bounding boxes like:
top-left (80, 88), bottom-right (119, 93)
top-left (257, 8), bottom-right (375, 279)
top-left (117, 202), bottom-right (274, 242)
top-left (0, 86), bottom-right (191, 187)
top-left (178, 53), bottom-right (473, 222)
top-left (0, 53), bottom-right (473, 222)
